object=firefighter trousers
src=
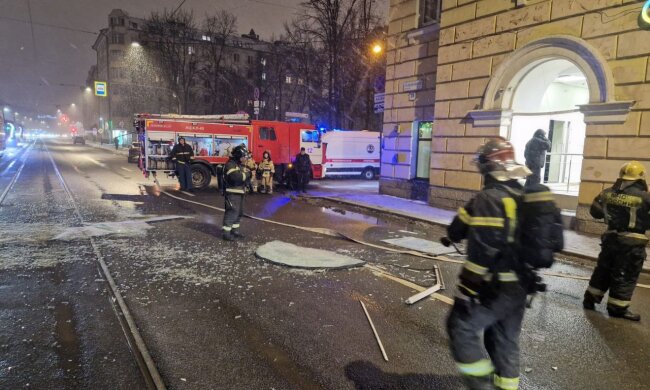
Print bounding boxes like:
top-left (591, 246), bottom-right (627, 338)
top-left (223, 193), bottom-right (244, 232)
top-left (586, 235), bottom-right (645, 313)
top-left (176, 162), bottom-right (193, 191)
top-left (447, 284), bottom-right (527, 390)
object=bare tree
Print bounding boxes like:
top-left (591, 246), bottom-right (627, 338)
top-left (301, 0), bottom-right (360, 128)
top-left (145, 9), bottom-right (201, 114)
top-left (199, 10), bottom-right (239, 114)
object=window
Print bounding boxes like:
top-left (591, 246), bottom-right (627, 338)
top-left (285, 75), bottom-right (292, 84)
top-left (214, 136), bottom-right (248, 156)
top-left (188, 46), bottom-right (195, 55)
top-left (416, 121), bottom-right (432, 179)
top-left (110, 17), bottom-right (125, 26)
top-left (111, 33), bottom-right (125, 44)
top-left (247, 55), bottom-right (253, 64)
top-left (301, 130), bottom-right (320, 143)
top-left (202, 35), bottom-right (212, 41)
top-left (261, 72), bottom-right (267, 81)
top-left (233, 53), bottom-right (240, 62)
top-left (184, 135), bottom-right (214, 157)
top-left (110, 49), bottom-right (123, 59)
top-left (419, 0), bottom-right (441, 26)
top-left (259, 127), bottom-right (277, 141)
top-left (130, 22), bottom-right (138, 29)
top-left (260, 58), bottom-right (266, 66)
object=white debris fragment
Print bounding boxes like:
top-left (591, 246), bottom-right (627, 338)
top-left (255, 240), bottom-right (365, 269)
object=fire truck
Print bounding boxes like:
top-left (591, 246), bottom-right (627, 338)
top-left (134, 113), bottom-right (320, 189)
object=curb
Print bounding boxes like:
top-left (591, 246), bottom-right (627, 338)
top-left (87, 142), bottom-right (129, 157)
top-left (310, 195), bottom-right (650, 274)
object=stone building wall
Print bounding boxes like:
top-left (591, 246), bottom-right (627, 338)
top-left (429, 0), bottom-right (649, 234)
top-left (380, 0), bottom-right (440, 200)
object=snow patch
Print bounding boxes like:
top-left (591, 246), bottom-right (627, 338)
top-left (52, 215), bottom-right (191, 241)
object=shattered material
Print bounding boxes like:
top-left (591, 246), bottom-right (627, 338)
top-left (255, 240), bottom-right (365, 269)
top-left (381, 236), bottom-right (457, 256)
top-left (52, 215), bottom-right (191, 241)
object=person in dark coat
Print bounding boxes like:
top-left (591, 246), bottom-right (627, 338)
top-left (114, 136), bottom-right (119, 150)
top-left (524, 129), bottom-right (552, 186)
top-left (583, 161), bottom-right (650, 321)
top-left (294, 147), bottom-right (312, 193)
top-left (169, 137), bottom-right (195, 192)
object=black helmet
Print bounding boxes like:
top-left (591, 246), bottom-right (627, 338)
top-left (475, 137), bottom-right (530, 181)
top-left (231, 145), bottom-right (248, 160)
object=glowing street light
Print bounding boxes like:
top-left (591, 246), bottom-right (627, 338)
top-left (131, 41), bottom-right (141, 47)
top-left (71, 103), bottom-right (76, 108)
top-left (371, 43), bottom-right (383, 55)
top-left (3, 107), bottom-right (9, 112)
top-left (85, 87), bottom-right (92, 93)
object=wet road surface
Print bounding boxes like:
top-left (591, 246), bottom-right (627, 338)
top-left (0, 140), bottom-right (649, 389)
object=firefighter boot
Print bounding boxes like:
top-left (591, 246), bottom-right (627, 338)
top-left (463, 375), bottom-right (496, 390)
top-left (232, 229), bottom-right (245, 239)
top-left (583, 291), bottom-right (597, 310)
top-left (222, 230), bottom-right (234, 241)
top-left (608, 308), bottom-right (641, 321)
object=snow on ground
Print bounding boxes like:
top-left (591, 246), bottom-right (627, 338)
top-left (256, 240), bottom-right (365, 269)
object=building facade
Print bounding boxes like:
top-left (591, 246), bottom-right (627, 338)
top-left (382, 0), bottom-right (650, 234)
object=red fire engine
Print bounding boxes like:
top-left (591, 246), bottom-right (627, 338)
top-left (134, 113), bottom-right (321, 189)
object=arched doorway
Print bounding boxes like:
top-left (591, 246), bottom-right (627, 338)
top-left (508, 59), bottom-right (589, 195)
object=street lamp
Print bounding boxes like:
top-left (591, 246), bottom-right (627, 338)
top-left (371, 43), bottom-right (383, 55)
top-left (131, 41), bottom-right (141, 47)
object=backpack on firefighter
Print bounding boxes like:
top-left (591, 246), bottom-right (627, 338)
top-left (475, 138), bottom-right (563, 289)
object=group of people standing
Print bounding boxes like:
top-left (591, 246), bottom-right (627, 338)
top-left (447, 131), bottom-right (649, 389)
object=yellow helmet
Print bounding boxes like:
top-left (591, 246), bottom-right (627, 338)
top-left (619, 161), bottom-right (646, 181)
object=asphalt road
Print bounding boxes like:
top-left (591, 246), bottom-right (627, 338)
top-left (0, 139), bottom-right (649, 389)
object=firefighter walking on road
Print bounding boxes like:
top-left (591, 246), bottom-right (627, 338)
top-left (583, 161), bottom-right (650, 321)
top-left (169, 137), bottom-right (195, 192)
top-left (446, 138), bottom-right (534, 390)
top-left (222, 145), bottom-right (250, 241)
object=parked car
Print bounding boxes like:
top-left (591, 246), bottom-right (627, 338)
top-left (73, 136), bottom-right (85, 145)
top-left (128, 142), bottom-right (141, 163)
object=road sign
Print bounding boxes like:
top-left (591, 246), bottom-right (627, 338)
top-left (374, 93), bottom-right (385, 113)
top-left (94, 81), bottom-right (108, 97)
top-left (253, 107), bottom-right (260, 115)
top-left (254, 87), bottom-right (260, 100)
top-left (285, 112), bottom-right (309, 119)
top-left (98, 128), bottom-right (104, 134)
top-left (254, 100), bottom-right (260, 108)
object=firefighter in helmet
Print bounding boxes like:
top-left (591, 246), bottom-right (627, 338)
top-left (222, 145), bottom-right (250, 241)
top-left (244, 153), bottom-right (258, 194)
top-left (259, 151), bottom-right (275, 194)
top-left (446, 137), bottom-right (532, 390)
top-left (583, 161), bottom-right (650, 321)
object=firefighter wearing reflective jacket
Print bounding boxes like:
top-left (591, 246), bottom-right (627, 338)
top-left (169, 137), bottom-right (195, 192)
top-left (583, 161), bottom-right (650, 321)
top-left (222, 145), bottom-right (250, 241)
top-left (446, 137), bottom-right (533, 390)
top-left (259, 151), bottom-right (275, 194)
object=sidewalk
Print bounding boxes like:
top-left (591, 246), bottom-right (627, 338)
top-left (312, 192), bottom-right (650, 272)
top-left (86, 140), bottom-right (129, 156)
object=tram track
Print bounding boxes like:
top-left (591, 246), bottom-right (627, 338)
top-left (44, 143), bottom-right (166, 390)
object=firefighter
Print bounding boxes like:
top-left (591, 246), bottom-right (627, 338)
top-left (446, 137), bottom-right (532, 390)
top-left (583, 161), bottom-right (650, 321)
top-left (524, 129), bottom-right (551, 186)
top-left (259, 151), bottom-right (275, 194)
top-left (244, 154), bottom-right (258, 194)
top-left (222, 145), bottom-right (250, 241)
top-left (169, 137), bottom-right (195, 192)
top-left (294, 147), bottom-right (312, 193)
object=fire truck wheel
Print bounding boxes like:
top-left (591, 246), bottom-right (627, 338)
top-left (362, 167), bottom-right (375, 180)
top-left (191, 164), bottom-right (212, 189)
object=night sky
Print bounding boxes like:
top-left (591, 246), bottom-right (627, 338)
top-left (0, 0), bottom-right (386, 117)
